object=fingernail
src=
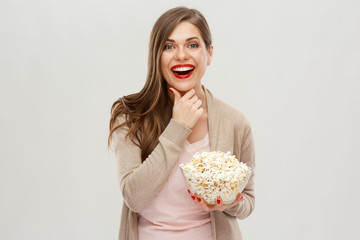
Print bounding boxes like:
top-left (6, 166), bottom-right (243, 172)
top-left (187, 189), bottom-right (191, 194)
top-left (240, 195), bottom-right (243, 199)
top-left (191, 195), bottom-right (195, 200)
top-left (197, 196), bottom-right (201, 202)
top-left (217, 199), bottom-right (221, 204)
top-left (169, 88), bottom-right (173, 93)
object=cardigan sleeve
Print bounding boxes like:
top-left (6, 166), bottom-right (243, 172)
top-left (113, 115), bottom-right (192, 213)
top-left (223, 118), bottom-right (256, 219)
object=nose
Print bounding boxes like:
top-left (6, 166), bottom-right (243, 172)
top-left (175, 47), bottom-right (189, 61)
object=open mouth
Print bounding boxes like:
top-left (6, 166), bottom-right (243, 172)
top-left (171, 64), bottom-right (195, 79)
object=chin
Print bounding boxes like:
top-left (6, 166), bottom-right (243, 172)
top-left (171, 82), bottom-right (196, 92)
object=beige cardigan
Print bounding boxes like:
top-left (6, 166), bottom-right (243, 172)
top-left (113, 86), bottom-right (255, 240)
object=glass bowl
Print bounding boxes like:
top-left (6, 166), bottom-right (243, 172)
top-left (180, 165), bottom-right (252, 205)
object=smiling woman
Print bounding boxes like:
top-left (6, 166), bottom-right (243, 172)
top-left (161, 21), bottom-right (213, 95)
top-left (108, 6), bottom-right (255, 240)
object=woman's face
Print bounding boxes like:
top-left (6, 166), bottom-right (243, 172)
top-left (161, 21), bottom-right (213, 93)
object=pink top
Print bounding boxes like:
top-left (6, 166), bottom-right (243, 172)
top-left (138, 132), bottom-right (213, 240)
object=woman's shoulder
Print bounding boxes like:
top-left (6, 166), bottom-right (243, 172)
top-left (114, 113), bottom-right (132, 131)
top-left (205, 87), bottom-right (251, 127)
top-left (219, 99), bottom-right (251, 130)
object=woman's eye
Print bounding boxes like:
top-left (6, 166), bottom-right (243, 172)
top-left (164, 45), bottom-right (174, 50)
top-left (189, 43), bottom-right (198, 48)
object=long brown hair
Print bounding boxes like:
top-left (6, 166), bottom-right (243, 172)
top-left (108, 7), bottom-right (212, 162)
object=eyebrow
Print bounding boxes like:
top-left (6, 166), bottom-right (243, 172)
top-left (166, 37), bottom-right (200, 42)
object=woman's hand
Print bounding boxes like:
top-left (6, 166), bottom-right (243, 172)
top-left (187, 189), bottom-right (244, 212)
top-left (169, 88), bottom-right (203, 129)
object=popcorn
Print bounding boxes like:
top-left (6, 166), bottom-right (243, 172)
top-left (180, 151), bottom-right (252, 205)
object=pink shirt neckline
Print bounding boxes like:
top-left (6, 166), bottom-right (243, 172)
top-left (184, 132), bottom-right (209, 152)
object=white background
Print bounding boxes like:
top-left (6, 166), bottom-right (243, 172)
top-left (1, 0), bottom-right (359, 239)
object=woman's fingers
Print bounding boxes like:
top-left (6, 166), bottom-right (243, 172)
top-left (187, 189), bottom-right (223, 211)
top-left (189, 95), bottom-right (198, 104)
top-left (182, 88), bottom-right (196, 99)
top-left (169, 87), bottom-right (181, 102)
top-left (187, 189), bottom-right (244, 212)
top-left (198, 198), bottom-right (225, 212)
top-left (193, 99), bottom-right (202, 109)
top-left (171, 88), bottom-right (203, 129)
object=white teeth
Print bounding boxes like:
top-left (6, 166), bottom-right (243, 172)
top-left (172, 66), bottom-right (194, 72)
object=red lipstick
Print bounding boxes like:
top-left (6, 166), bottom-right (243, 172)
top-left (170, 64), bottom-right (195, 79)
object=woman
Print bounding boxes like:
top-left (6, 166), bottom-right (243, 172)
top-left (108, 7), bottom-right (255, 240)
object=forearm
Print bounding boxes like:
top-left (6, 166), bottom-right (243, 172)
top-left (114, 118), bottom-right (191, 213)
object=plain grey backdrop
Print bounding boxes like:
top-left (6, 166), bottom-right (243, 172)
top-left (1, 0), bottom-right (359, 239)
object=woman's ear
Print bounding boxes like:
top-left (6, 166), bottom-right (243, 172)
top-left (207, 45), bottom-right (214, 66)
